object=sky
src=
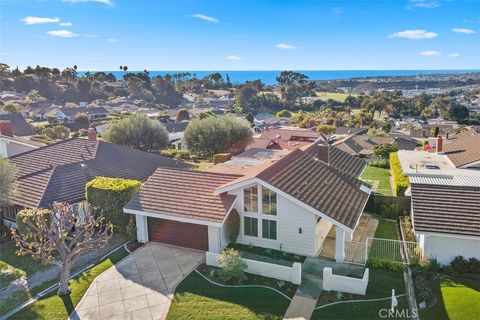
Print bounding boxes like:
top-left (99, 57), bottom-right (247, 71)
top-left (0, 0), bottom-right (479, 71)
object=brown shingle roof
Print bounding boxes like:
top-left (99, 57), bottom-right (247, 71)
top-left (9, 138), bottom-right (188, 208)
top-left (411, 184), bottom-right (480, 237)
top-left (124, 168), bottom-right (241, 223)
top-left (0, 113), bottom-right (35, 136)
top-left (259, 128), bottom-right (320, 142)
top-left (256, 148), bottom-right (369, 230)
top-left (444, 131), bottom-right (480, 167)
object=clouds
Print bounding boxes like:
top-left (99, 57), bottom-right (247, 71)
top-left (407, 0), bottom-right (439, 9)
top-left (62, 0), bottom-right (113, 4)
top-left (276, 43), bottom-right (299, 50)
top-left (189, 14), bottom-right (219, 24)
top-left (46, 30), bottom-right (79, 38)
top-left (388, 29), bottom-right (438, 40)
top-left (107, 38), bottom-right (119, 43)
top-left (448, 53), bottom-right (460, 58)
top-left (420, 50), bottom-right (441, 56)
top-left (452, 28), bottom-right (476, 34)
top-left (22, 16), bottom-right (60, 25)
top-left (225, 55), bottom-right (242, 61)
top-left (59, 22), bottom-right (73, 27)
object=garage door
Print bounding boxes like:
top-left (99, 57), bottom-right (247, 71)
top-left (148, 217), bottom-right (209, 251)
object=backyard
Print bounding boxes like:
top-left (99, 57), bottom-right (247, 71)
top-left (167, 271), bottom-right (290, 320)
top-left (360, 166), bottom-right (393, 196)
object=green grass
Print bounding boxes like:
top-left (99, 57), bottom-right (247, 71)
top-left (315, 91), bottom-right (355, 102)
top-left (8, 247), bottom-right (129, 320)
top-left (312, 269), bottom-right (408, 320)
top-left (0, 241), bottom-right (51, 289)
top-left (369, 219), bottom-right (402, 262)
top-left (420, 275), bottom-right (480, 320)
top-left (360, 166), bottom-right (393, 196)
top-left (167, 271), bottom-right (290, 320)
top-left (374, 219), bottom-right (399, 240)
top-left (195, 161), bottom-right (213, 171)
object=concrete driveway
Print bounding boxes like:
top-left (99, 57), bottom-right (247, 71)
top-left (70, 243), bottom-right (205, 320)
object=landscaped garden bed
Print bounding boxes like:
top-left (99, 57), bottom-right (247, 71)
top-left (197, 263), bottom-right (298, 298)
top-left (227, 243), bottom-right (306, 265)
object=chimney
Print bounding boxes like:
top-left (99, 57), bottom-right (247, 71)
top-left (87, 128), bottom-right (97, 142)
top-left (0, 121), bottom-right (13, 137)
top-left (436, 135), bottom-right (443, 154)
top-left (316, 144), bottom-right (330, 165)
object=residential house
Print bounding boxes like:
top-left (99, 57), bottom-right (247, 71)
top-left (247, 127), bottom-right (321, 151)
top-left (124, 142), bottom-right (371, 262)
top-left (397, 131), bottom-right (480, 264)
top-left (2, 131), bottom-right (189, 227)
top-left (165, 121), bottom-right (189, 150)
top-left (334, 134), bottom-right (417, 157)
top-left (54, 106), bottom-right (109, 123)
top-left (0, 114), bottom-right (40, 157)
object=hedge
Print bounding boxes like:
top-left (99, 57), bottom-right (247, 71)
top-left (213, 153), bottom-right (231, 164)
top-left (367, 257), bottom-right (406, 272)
top-left (390, 152), bottom-right (409, 196)
top-left (85, 177), bottom-right (141, 232)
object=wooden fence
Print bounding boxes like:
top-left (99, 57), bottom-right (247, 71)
top-left (365, 194), bottom-right (411, 219)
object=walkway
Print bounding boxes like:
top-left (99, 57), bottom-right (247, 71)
top-left (0, 235), bottom-right (127, 302)
top-left (70, 242), bottom-right (205, 320)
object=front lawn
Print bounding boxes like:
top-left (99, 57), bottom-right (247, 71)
top-left (361, 166), bottom-right (393, 196)
top-left (8, 247), bottom-right (129, 320)
top-left (420, 275), bottom-right (480, 320)
top-left (374, 219), bottom-right (399, 240)
top-left (312, 269), bottom-right (408, 320)
top-left (167, 271), bottom-right (291, 320)
top-left (0, 241), bottom-right (51, 289)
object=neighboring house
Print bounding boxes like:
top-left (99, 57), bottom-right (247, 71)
top-left (334, 134), bottom-right (417, 157)
top-left (0, 115), bottom-right (39, 157)
top-left (124, 142), bottom-right (370, 262)
top-left (0, 113), bottom-right (35, 136)
top-left (165, 121), bottom-right (189, 150)
top-left (397, 131), bottom-right (480, 264)
top-left (247, 127), bottom-right (321, 151)
top-left (253, 116), bottom-right (293, 132)
top-left (55, 107), bottom-right (109, 123)
top-left (2, 132), bottom-right (189, 227)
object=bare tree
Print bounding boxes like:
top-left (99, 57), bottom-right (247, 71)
top-left (11, 202), bottom-right (113, 296)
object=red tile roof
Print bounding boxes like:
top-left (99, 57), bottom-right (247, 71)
top-left (124, 168), bottom-right (241, 223)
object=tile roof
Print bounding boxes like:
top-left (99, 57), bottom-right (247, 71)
top-left (444, 131), bottom-right (480, 167)
top-left (259, 128), bottom-right (320, 142)
top-left (61, 107), bottom-right (108, 117)
top-left (124, 168), bottom-right (241, 223)
top-left (0, 113), bottom-right (35, 136)
top-left (8, 138), bottom-right (189, 208)
top-left (411, 184), bottom-right (480, 237)
top-left (255, 148), bottom-right (370, 230)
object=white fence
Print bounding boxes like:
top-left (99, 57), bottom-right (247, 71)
top-left (206, 251), bottom-right (302, 285)
top-left (323, 267), bottom-right (369, 295)
top-left (344, 241), bottom-right (367, 265)
top-left (366, 237), bottom-right (422, 264)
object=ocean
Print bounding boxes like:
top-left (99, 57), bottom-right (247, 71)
top-left (77, 70), bottom-right (479, 85)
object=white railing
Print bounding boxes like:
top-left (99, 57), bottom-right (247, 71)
top-left (366, 237), bottom-right (422, 264)
top-left (344, 241), bottom-right (367, 265)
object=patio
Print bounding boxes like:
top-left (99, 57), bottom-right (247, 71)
top-left (318, 213), bottom-right (379, 264)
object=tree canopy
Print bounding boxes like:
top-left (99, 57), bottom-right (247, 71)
top-left (103, 113), bottom-right (169, 151)
top-left (184, 115), bottom-right (253, 157)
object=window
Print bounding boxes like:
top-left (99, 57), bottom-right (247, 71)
top-left (262, 187), bottom-right (277, 215)
top-left (262, 219), bottom-right (277, 240)
top-left (244, 217), bottom-right (258, 237)
top-left (243, 186), bottom-right (258, 213)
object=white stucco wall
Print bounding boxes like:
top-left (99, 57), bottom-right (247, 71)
top-left (206, 251), bottom-right (302, 285)
top-left (231, 185), bottom-right (318, 257)
top-left (315, 218), bottom-right (333, 255)
top-left (323, 267), bottom-right (369, 295)
top-left (417, 231), bottom-right (480, 265)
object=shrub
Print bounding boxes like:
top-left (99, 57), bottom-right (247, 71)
top-left (85, 177), bottom-right (141, 232)
top-left (378, 202), bottom-right (397, 219)
top-left (276, 110), bottom-right (292, 118)
top-left (16, 208), bottom-right (52, 236)
top-left (213, 153), bottom-right (231, 164)
top-left (316, 124), bottom-right (336, 135)
top-left (216, 248), bottom-right (247, 283)
top-left (374, 143), bottom-right (398, 159)
top-left (390, 152), bottom-right (409, 196)
top-left (126, 216), bottom-right (137, 242)
top-left (226, 209), bottom-right (240, 243)
top-left (450, 256), bottom-right (480, 274)
top-left (367, 257), bottom-right (406, 272)
top-left (368, 159), bottom-right (389, 169)
top-left (176, 108), bottom-right (189, 122)
top-left (160, 149), bottom-right (191, 160)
